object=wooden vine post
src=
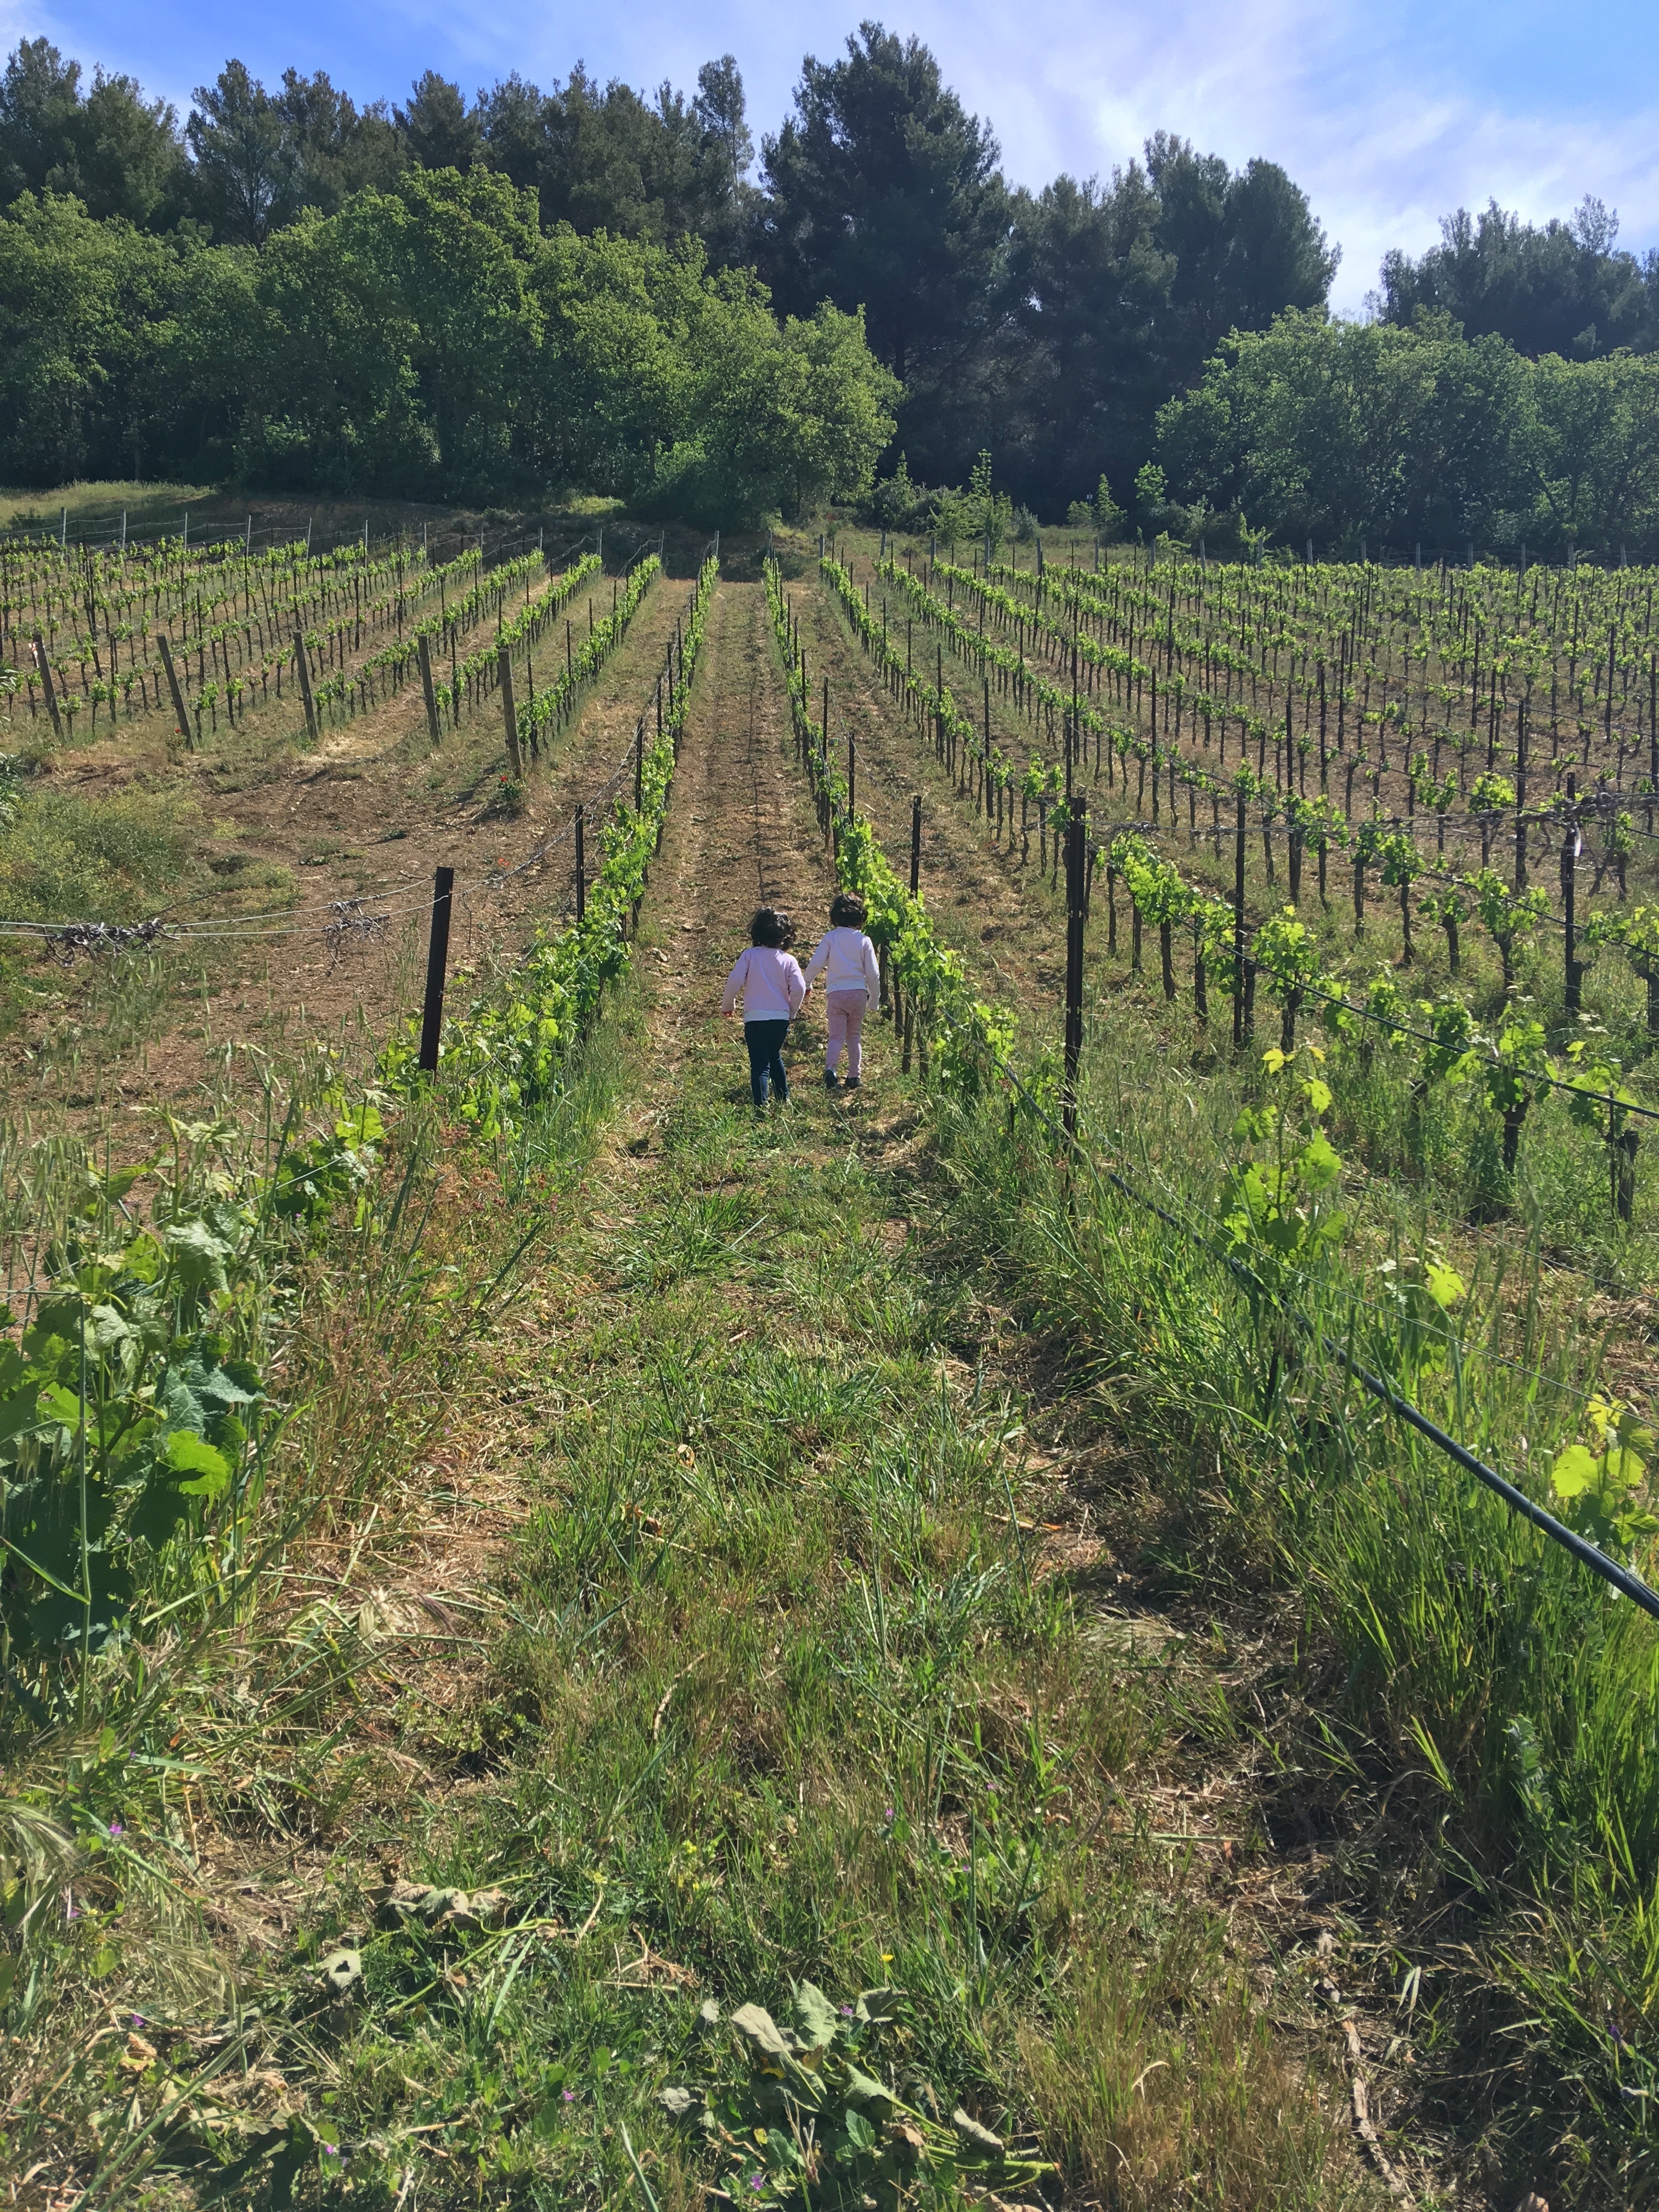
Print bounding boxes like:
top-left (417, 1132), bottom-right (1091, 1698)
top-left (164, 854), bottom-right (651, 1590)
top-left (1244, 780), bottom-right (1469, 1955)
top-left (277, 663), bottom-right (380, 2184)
top-left (499, 644), bottom-right (524, 775)
top-left (1062, 798), bottom-right (1088, 1143)
top-left (417, 867), bottom-right (454, 1074)
top-left (1233, 792), bottom-right (1248, 1049)
top-left (1562, 774), bottom-right (1582, 1015)
top-left (417, 633), bottom-right (442, 747)
top-left (33, 634), bottom-right (64, 742)
top-left (292, 630), bottom-right (318, 743)
top-left (1069, 635), bottom-right (1079, 796)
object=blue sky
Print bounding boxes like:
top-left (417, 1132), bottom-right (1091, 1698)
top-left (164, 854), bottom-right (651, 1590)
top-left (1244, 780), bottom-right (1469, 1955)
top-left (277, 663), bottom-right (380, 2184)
top-left (8, 0), bottom-right (1658, 311)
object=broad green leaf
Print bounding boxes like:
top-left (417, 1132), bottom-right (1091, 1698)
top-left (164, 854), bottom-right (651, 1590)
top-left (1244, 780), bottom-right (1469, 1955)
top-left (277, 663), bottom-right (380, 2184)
top-left (766, 2127), bottom-right (805, 2172)
top-left (730, 2003), bottom-right (793, 2063)
top-left (841, 2063), bottom-right (895, 2115)
top-left (1298, 1131), bottom-right (1342, 1190)
top-left (1550, 1444), bottom-right (1599, 1502)
top-left (39, 1384), bottom-right (86, 1429)
top-left (119, 1232), bottom-right (163, 1284)
top-left (88, 1305), bottom-right (135, 1356)
top-left (793, 1980), bottom-right (840, 2050)
top-left (166, 1430), bottom-right (230, 1499)
top-left (162, 1218), bottom-right (234, 1293)
top-left (1604, 1445), bottom-right (1647, 1492)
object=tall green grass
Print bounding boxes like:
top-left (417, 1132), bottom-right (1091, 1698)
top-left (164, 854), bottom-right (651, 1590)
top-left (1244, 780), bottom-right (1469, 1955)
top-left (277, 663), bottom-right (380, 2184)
top-left (0, 785), bottom-right (195, 923)
top-left (0, 995), bottom-right (630, 2194)
top-left (932, 998), bottom-right (1659, 2180)
top-left (144, 1047), bottom-right (1359, 2211)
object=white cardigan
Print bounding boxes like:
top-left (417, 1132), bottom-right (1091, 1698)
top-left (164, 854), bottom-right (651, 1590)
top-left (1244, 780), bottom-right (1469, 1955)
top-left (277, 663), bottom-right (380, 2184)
top-left (805, 927), bottom-right (881, 1006)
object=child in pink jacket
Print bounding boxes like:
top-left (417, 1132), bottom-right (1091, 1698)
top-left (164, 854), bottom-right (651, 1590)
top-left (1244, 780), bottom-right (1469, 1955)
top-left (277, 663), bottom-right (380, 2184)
top-left (721, 907), bottom-right (807, 1111)
top-left (804, 893), bottom-right (881, 1088)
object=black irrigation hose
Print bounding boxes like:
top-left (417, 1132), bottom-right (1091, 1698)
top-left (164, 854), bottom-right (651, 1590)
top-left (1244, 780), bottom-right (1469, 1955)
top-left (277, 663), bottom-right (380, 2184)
top-left (954, 1016), bottom-right (1659, 1626)
top-left (1343, 1353), bottom-right (1659, 1621)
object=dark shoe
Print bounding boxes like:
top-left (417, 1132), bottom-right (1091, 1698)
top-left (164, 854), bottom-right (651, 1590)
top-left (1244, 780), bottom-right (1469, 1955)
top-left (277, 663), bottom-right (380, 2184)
top-left (824, 1070), bottom-right (839, 1089)
top-left (845, 1075), bottom-right (861, 1088)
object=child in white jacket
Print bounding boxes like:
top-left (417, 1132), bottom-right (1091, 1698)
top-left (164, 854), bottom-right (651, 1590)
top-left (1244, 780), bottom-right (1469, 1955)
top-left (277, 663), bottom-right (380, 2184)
top-left (804, 893), bottom-right (881, 1088)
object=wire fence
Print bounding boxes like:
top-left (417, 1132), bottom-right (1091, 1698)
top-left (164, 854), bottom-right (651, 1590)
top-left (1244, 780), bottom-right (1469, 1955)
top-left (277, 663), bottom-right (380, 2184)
top-left (984, 1012), bottom-right (1659, 1623)
top-left (802, 632), bottom-right (1659, 1626)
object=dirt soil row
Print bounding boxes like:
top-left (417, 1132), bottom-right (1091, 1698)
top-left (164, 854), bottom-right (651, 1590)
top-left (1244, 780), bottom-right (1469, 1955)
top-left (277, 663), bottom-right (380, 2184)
top-left (5, 562), bottom-right (694, 1131)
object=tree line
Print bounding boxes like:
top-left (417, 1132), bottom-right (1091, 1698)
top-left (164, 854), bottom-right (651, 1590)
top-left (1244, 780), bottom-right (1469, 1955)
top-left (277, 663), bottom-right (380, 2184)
top-left (3, 23), bottom-right (1657, 541)
top-left (0, 167), bottom-right (895, 525)
top-left (0, 26), bottom-right (1339, 512)
top-left (1155, 313), bottom-right (1659, 559)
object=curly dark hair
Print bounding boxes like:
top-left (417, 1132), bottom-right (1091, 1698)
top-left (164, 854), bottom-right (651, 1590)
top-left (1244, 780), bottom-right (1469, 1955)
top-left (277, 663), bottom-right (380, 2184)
top-left (830, 891), bottom-right (866, 928)
top-left (749, 907), bottom-right (786, 947)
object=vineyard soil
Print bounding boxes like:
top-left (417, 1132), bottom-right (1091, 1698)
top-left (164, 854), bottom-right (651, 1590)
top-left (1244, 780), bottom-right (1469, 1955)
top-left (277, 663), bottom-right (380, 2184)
top-left (2, 555), bottom-right (1651, 2212)
top-left (0, 531), bottom-right (691, 1127)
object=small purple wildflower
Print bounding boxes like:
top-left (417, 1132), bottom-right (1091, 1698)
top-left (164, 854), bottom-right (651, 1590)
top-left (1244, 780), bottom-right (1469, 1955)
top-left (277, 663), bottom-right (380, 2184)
top-left (562, 2089), bottom-right (577, 2102)
top-left (108, 1819), bottom-right (124, 1841)
top-left (130, 2013), bottom-right (145, 2029)
top-left (749, 2176), bottom-right (765, 2195)
top-left (321, 2143), bottom-right (340, 2158)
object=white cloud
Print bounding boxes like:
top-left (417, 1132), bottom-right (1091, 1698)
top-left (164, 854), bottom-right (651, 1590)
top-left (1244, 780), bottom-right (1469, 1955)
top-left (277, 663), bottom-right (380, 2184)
top-left (634, 0), bottom-right (1659, 312)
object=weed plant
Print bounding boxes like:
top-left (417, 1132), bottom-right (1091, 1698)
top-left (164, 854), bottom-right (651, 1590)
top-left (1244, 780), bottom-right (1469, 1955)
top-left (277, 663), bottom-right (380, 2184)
top-left (931, 995), bottom-right (1659, 2192)
top-left (0, 998), bottom-right (625, 2195)
top-left (116, 1043), bottom-right (1359, 2210)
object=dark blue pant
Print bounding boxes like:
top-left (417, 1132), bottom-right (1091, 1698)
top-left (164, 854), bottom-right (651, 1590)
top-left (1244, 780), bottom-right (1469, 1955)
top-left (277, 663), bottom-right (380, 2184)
top-left (744, 1019), bottom-right (791, 1108)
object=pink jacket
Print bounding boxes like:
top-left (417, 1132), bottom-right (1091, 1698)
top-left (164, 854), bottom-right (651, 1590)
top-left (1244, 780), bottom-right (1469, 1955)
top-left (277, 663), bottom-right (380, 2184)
top-left (721, 945), bottom-right (807, 1022)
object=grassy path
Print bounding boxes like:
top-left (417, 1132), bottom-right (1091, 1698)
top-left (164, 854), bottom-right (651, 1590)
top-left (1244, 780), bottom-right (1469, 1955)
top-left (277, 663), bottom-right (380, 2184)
top-left (251, 580), bottom-right (1370, 2210)
top-left (3, 568), bottom-right (1630, 2211)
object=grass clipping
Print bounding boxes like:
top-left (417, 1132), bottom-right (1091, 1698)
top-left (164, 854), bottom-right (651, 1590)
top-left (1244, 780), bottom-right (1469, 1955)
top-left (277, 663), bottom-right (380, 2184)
top-left (660, 1980), bottom-right (1053, 2208)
